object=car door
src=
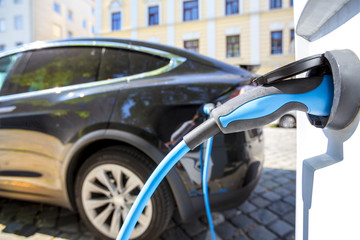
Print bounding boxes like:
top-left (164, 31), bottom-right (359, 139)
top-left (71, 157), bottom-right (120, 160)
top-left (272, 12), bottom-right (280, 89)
top-left (0, 46), bottom-right (117, 199)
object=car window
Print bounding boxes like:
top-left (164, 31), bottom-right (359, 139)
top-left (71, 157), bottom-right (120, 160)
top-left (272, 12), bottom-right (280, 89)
top-left (0, 54), bottom-right (21, 92)
top-left (98, 47), bottom-right (170, 81)
top-left (98, 48), bottom-right (130, 80)
top-left (129, 50), bottom-right (170, 76)
top-left (4, 47), bottom-right (101, 95)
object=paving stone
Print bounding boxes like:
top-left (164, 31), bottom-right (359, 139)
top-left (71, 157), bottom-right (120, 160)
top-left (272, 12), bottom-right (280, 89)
top-left (285, 172), bottom-right (296, 181)
top-left (274, 176), bottom-right (291, 185)
top-left (215, 222), bottom-right (238, 240)
top-left (253, 185), bottom-right (267, 194)
top-left (16, 223), bottom-right (38, 237)
top-left (283, 182), bottom-right (296, 192)
top-left (268, 201), bottom-right (294, 215)
top-left (285, 230), bottom-right (296, 240)
top-left (283, 212), bottom-right (296, 226)
top-left (161, 227), bottom-right (191, 240)
top-left (2, 221), bottom-right (24, 233)
top-left (273, 187), bottom-right (291, 197)
top-left (222, 208), bottom-right (241, 219)
top-left (262, 191), bottom-right (282, 202)
top-left (193, 229), bottom-right (223, 240)
top-left (212, 212), bottom-right (226, 226)
top-left (232, 233), bottom-right (249, 240)
top-left (268, 220), bottom-right (293, 237)
top-left (238, 201), bottom-right (257, 214)
top-left (247, 226), bottom-right (277, 240)
top-left (250, 209), bottom-right (278, 225)
top-left (250, 196), bottom-right (271, 208)
top-left (230, 214), bottom-right (255, 230)
top-left (181, 219), bottom-right (207, 237)
top-left (284, 195), bottom-right (296, 206)
top-left (260, 180), bottom-right (280, 190)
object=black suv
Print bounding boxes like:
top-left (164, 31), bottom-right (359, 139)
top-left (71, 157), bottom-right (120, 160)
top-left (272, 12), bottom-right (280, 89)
top-left (0, 38), bottom-right (264, 240)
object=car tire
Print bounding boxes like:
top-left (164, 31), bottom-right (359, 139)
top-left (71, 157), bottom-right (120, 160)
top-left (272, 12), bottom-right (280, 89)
top-left (279, 115), bottom-right (296, 128)
top-left (75, 146), bottom-right (174, 240)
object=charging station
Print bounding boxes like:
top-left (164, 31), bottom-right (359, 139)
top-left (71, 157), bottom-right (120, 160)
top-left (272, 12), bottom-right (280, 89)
top-left (294, 0), bottom-right (360, 239)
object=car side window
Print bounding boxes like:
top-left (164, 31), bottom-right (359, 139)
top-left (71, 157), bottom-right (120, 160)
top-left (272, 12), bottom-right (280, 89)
top-left (98, 48), bottom-right (130, 80)
top-left (4, 47), bottom-right (101, 95)
top-left (98, 47), bottom-right (170, 81)
top-left (129, 50), bottom-right (170, 76)
top-left (0, 54), bottom-right (21, 92)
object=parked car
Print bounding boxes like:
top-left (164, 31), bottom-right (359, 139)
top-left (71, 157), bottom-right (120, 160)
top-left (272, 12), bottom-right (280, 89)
top-left (271, 111), bottom-right (297, 128)
top-left (0, 38), bottom-right (264, 240)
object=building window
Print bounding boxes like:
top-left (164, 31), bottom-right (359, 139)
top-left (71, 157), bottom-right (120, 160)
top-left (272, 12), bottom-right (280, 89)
top-left (271, 31), bottom-right (282, 54)
top-left (184, 40), bottom-right (199, 53)
top-left (91, 8), bottom-right (95, 15)
top-left (0, 19), bottom-right (5, 32)
top-left (290, 0), bottom-right (293, 6)
top-left (0, 45), bottom-right (5, 51)
top-left (15, 42), bottom-right (23, 46)
top-left (148, 6), bottom-right (159, 26)
top-left (54, 2), bottom-right (61, 14)
top-left (53, 24), bottom-right (61, 37)
top-left (14, 15), bottom-right (23, 30)
top-left (14, 0), bottom-right (22, 4)
top-left (0, 0), bottom-right (4, 6)
top-left (67, 31), bottom-right (72, 38)
top-left (270, 0), bottom-right (281, 9)
top-left (226, 35), bottom-right (240, 58)
top-left (91, 25), bottom-right (95, 34)
top-left (67, 10), bottom-right (73, 20)
top-left (183, 0), bottom-right (198, 22)
top-left (112, 12), bottom-right (121, 31)
top-left (82, 20), bottom-right (87, 29)
top-left (225, 0), bottom-right (239, 15)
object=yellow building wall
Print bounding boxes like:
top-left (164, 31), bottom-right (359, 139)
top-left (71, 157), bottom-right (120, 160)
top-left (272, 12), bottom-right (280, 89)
top-left (215, 15), bottom-right (251, 65)
top-left (258, 8), bottom-right (294, 74)
top-left (100, 0), bottom-right (295, 74)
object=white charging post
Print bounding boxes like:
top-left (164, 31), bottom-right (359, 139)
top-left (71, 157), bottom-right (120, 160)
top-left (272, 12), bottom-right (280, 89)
top-left (294, 1), bottom-right (360, 239)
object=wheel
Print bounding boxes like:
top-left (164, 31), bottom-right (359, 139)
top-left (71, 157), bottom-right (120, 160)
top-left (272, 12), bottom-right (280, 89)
top-left (279, 115), bottom-right (296, 128)
top-left (75, 146), bottom-right (174, 240)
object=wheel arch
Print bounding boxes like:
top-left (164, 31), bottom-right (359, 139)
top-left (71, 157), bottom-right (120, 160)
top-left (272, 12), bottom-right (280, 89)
top-left (62, 129), bottom-right (194, 222)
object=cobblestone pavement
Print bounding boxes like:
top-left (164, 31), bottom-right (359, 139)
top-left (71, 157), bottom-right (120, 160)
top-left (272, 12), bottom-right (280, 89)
top-left (0, 127), bottom-right (296, 240)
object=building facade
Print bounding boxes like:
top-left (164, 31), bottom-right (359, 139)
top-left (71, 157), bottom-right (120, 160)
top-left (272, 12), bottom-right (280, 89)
top-left (0, 0), bottom-right (96, 51)
top-left (97, 0), bottom-right (295, 74)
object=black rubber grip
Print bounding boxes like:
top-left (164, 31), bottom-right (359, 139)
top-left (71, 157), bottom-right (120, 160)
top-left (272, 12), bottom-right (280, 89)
top-left (183, 118), bottom-right (220, 150)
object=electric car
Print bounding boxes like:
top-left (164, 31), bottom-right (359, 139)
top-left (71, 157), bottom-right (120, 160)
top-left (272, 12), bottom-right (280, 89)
top-left (0, 38), bottom-right (264, 240)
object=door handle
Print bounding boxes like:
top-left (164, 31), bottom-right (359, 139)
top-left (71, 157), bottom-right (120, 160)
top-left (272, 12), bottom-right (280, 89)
top-left (0, 106), bottom-right (16, 114)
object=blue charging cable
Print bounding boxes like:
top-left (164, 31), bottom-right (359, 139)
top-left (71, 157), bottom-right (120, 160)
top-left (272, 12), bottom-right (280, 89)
top-left (202, 136), bottom-right (215, 239)
top-left (201, 104), bottom-right (216, 240)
